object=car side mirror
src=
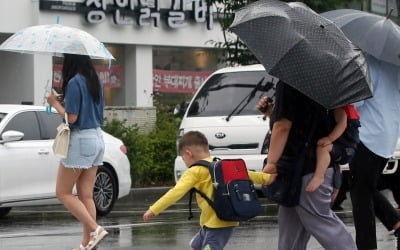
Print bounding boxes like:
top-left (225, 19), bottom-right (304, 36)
top-left (0, 130), bottom-right (24, 144)
top-left (173, 102), bottom-right (189, 117)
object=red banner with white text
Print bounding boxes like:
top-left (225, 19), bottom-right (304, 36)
top-left (153, 69), bottom-right (212, 94)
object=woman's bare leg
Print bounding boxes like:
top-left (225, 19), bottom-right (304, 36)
top-left (56, 164), bottom-right (98, 245)
top-left (76, 166), bottom-right (98, 244)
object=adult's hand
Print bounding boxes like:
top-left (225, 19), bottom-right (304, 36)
top-left (46, 89), bottom-right (60, 106)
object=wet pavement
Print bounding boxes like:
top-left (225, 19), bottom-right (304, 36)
top-left (0, 187), bottom-right (398, 250)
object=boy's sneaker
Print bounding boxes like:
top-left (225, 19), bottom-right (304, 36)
top-left (395, 228), bottom-right (400, 250)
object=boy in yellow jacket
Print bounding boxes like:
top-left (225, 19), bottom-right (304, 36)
top-left (143, 131), bottom-right (274, 250)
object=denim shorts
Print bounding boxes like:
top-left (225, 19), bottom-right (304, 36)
top-left (61, 127), bottom-right (105, 169)
top-left (190, 226), bottom-right (234, 250)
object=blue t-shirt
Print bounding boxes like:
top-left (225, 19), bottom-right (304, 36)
top-left (355, 54), bottom-right (400, 158)
top-left (64, 73), bottom-right (104, 130)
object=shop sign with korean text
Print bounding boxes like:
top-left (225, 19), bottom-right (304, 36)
top-left (40, 0), bottom-right (214, 30)
top-left (153, 69), bottom-right (211, 93)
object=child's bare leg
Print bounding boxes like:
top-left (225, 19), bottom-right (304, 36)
top-left (306, 144), bottom-right (333, 192)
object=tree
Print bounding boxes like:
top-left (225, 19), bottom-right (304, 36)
top-left (207, 0), bottom-right (364, 66)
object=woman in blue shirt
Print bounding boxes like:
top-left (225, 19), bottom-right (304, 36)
top-left (47, 54), bottom-right (108, 250)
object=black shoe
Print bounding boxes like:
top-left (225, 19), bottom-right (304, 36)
top-left (395, 229), bottom-right (400, 250)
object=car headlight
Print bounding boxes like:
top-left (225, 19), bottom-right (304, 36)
top-left (178, 129), bottom-right (184, 137)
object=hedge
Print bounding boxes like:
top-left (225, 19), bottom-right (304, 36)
top-left (102, 104), bottom-right (181, 187)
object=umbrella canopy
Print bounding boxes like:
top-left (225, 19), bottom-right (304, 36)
top-left (229, 0), bottom-right (372, 109)
top-left (322, 9), bottom-right (400, 66)
top-left (0, 24), bottom-right (114, 60)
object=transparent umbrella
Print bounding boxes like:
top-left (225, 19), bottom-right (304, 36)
top-left (0, 24), bottom-right (114, 60)
top-left (229, 0), bottom-right (372, 109)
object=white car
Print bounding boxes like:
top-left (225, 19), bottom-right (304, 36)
top-left (0, 105), bottom-right (131, 218)
top-left (174, 64), bottom-right (276, 183)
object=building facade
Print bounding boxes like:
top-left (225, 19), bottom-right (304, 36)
top-left (1, 0), bottom-right (398, 129)
top-left (0, 0), bottom-right (224, 129)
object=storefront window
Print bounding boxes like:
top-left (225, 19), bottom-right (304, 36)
top-left (52, 44), bottom-right (125, 106)
top-left (153, 47), bottom-right (221, 106)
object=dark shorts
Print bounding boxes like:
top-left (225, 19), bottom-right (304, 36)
top-left (190, 226), bottom-right (234, 250)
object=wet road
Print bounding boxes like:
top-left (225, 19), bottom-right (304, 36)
top-left (0, 187), bottom-right (397, 250)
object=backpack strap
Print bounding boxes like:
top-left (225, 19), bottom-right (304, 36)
top-left (188, 188), bottom-right (215, 220)
top-left (190, 159), bottom-right (219, 184)
top-left (191, 159), bottom-right (213, 168)
top-left (188, 159), bottom-right (217, 220)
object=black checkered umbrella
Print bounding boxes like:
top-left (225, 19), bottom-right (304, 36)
top-left (229, 0), bottom-right (372, 109)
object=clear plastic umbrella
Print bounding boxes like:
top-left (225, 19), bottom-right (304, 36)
top-left (229, 0), bottom-right (372, 109)
top-left (0, 24), bottom-right (114, 60)
top-left (322, 9), bottom-right (400, 66)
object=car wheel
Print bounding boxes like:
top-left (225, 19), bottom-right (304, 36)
top-left (94, 165), bottom-right (118, 216)
top-left (0, 207), bottom-right (11, 218)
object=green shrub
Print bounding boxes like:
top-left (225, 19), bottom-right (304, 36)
top-left (102, 104), bottom-right (181, 187)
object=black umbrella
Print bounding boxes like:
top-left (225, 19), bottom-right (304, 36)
top-left (229, 0), bottom-right (372, 109)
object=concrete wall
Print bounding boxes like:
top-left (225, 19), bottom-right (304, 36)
top-left (124, 45), bottom-right (154, 107)
top-left (0, 0), bottom-right (37, 33)
top-left (33, 55), bottom-right (53, 106)
top-left (104, 106), bottom-right (157, 133)
top-left (0, 52), bottom-right (34, 104)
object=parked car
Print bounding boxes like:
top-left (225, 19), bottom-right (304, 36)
top-left (174, 64), bottom-right (400, 184)
top-left (0, 105), bottom-right (131, 218)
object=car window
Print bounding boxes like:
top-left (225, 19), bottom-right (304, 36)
top-left (2, 111), bottom-right (41, 140)
top-left (0, 112), bottom-right (6, 123)
top-left (37, 111), bottom-right (63, 139)
top-left (187, 71), bottom-right (276, 117)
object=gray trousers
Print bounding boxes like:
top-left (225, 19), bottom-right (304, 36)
top-left (278, 168), bottom-right (357, 250)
